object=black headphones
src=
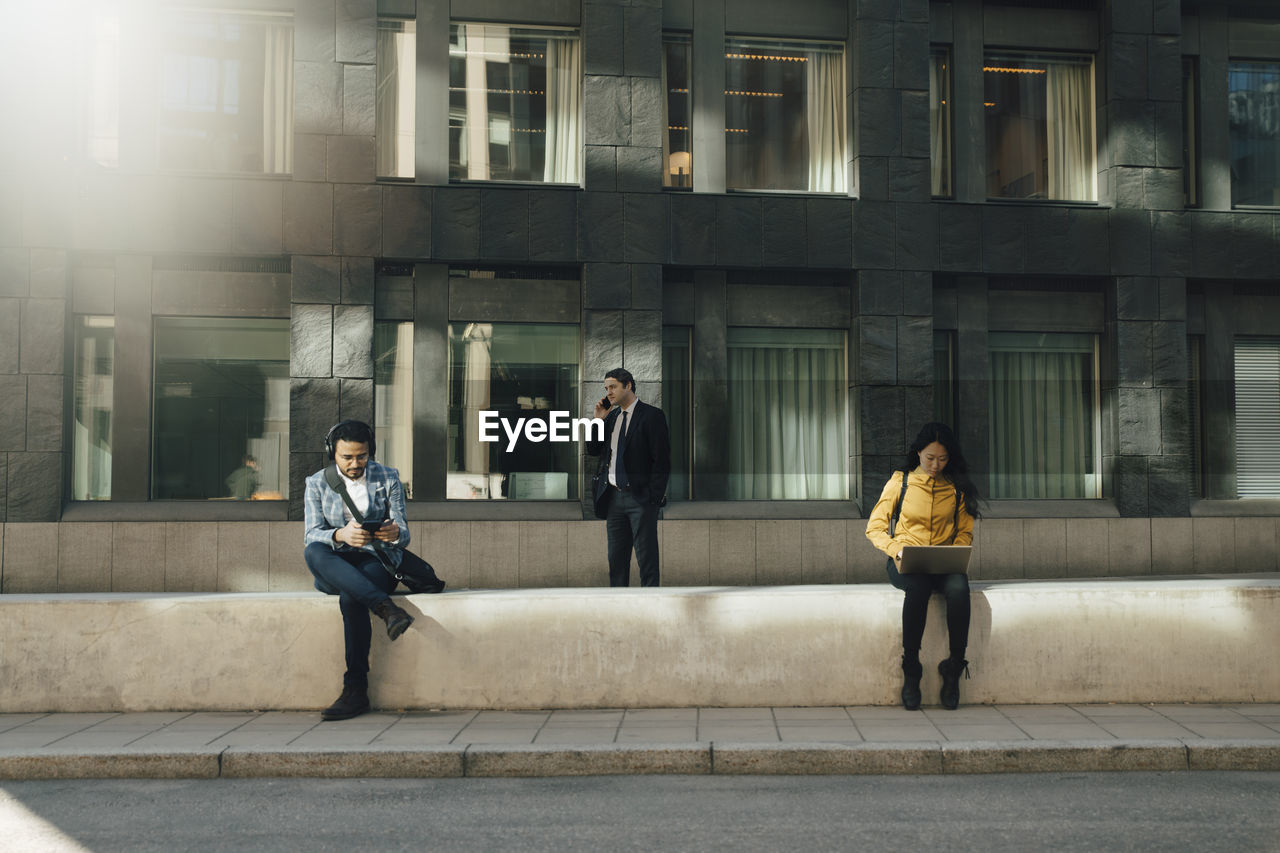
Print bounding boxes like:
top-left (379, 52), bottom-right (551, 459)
top-left (324, 420), bottom-right (376, 461)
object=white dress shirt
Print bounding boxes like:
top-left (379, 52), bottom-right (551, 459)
top-left (608, 399), bottom-right (639, 488)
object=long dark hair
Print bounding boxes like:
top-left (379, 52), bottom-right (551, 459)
top-left (899, 422), bottom-right (983, 519)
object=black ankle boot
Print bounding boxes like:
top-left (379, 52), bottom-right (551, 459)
top-left (938, 657), bottom-right (969, 710)
top-left (900, 656), bottom-right (923, 710)
top-left (373, 599), bottom-right (413, 640)
top-left (321, 685), bottom-right (370, 721)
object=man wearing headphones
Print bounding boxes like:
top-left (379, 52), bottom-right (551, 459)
top-left (304, 419), bottom-right (414, 721)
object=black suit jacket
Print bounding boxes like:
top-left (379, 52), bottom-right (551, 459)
top-left (586, 400), bottom-right (671, 516)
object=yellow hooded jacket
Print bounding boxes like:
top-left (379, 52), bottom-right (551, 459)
top-left (865, 468), bottom-right (974, 559)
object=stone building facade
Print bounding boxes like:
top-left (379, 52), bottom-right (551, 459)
top-left (0, 0), bottom-right (1277, 593)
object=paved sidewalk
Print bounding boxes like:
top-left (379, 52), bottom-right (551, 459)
top-left (2, 704), bottom-right (1278, 779)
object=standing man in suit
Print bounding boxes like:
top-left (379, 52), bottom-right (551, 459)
top-left (303, 419), bottom-right (414, 721)
top-left (586, 368), bottom-right (671, 586)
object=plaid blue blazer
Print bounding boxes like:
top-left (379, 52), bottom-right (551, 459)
top-left (304, 460), bottom-right (410, 567)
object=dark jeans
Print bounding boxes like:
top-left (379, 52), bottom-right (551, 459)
top-left (304, 542), bottom-right (397, 690)
top-left (604, 487), bottom-right (660, 587)
top-left (885, 557), bottom-right (970, 658)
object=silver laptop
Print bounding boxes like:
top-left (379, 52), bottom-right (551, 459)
top-left (898, 545), bottom-right (972, 575)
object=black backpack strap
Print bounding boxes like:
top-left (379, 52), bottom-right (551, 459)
top-left (324, 464), bottom-right (366, 524)
top-left (889, 471), bottom-right (909, 537)
top-left (952, 484), bottom-right (961, 544)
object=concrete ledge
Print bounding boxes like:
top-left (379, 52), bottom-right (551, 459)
top-left (2, 578), bottom-right (1278, 712)
top-left (464, 743), bottom-right (711, 777)
top-left (220, 747), bottom-right (463, 778)
top-left (8, 740), bottom-right (1279, 779)
top-left (0, 749), bottom-right (221, 780)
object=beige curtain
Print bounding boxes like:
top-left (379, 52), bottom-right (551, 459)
top-left (376, 27), bottom-right (416, 178)
top-left (1046, 61), bottom-right (1094, 200)
top-left (262, 20), bottom-right (293, 174)
top-left (806, 50), bottom-right (846, 192)
top-left (543, 37), bottom-right (582, 183)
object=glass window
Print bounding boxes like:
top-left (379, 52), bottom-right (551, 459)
top-left (934, 330), bottom-right (955, 427)
top-left (447, 323), bottom-right (580, 499)
top-left (988, 332), bottom-right (1099, 499)
top-left (1234, 336), bottom-right (1280, 497)
top-left (86, 9), bottom-right (120, 169)
top-left (984, 52), bottom-right (1095, 201)
top-left (72, 317), bottom-right (115, 501)
top-left (930, 47), bottom-right (953, 197)
top-left (726, 328), bottom-right (847, 499)
top-left (1228, 61), bottom-right (1280, 206)
top-left (1188, 335), bottom-right (1204, 498)
top-left (377, 18), bottom-right (417, 179)
top-left (663, 35), bottom-right (692, 189)
top-left (374, 321), bottom-right (414, 497)
top-left (662, 326), bottom-right (692, 499)
top-left (1183, 57), bottom-right (1199, 207)
top-left (156, 9), bottom-right (293, 174)
top-left (449, 24), bottom-right (581, 183)
top-left (725, 38), bottom-right (846, 192)
top-left (152, 317), bottom-right (290, 500)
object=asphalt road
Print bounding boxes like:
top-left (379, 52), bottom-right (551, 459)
top-left (3, 772), bottom-right (1278, 852)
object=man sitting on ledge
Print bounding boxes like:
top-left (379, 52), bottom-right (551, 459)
top-left (304, 419), bottom-right (414, 721)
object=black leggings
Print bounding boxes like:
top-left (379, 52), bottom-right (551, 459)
top-left (885, 558), bottom-right (970, 657)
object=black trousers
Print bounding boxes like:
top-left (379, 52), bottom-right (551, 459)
top-left (885, 558), bottom-right (970, 657)
top-left (304, 542), bottom-right (398, 689)
top-left (604, 487), bottom-right (660, 587)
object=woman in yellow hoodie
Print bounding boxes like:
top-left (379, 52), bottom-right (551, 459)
top-left (866, 423), bottom-right (982, 711)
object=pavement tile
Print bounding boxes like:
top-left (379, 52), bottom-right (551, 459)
top-left (698, 708), bottom-right (775, 722)
top-left (846, 707), bottom-right (924, 720)
top-left (777, 727), bottom-right (863, 743)
top-left (370, 729), bottom-right (464, 746)
top-left (697, 726), bottom-right (779, 742)
top-left (1178, 722), bottom-right (1280, 739)
top-left (1095, 722), bottom-right (1197, 739)
top-left (1070, 705), bottom-right (1164, 718)
top-left (471, 711), bottom-right (551, 724)
top-left (545, 711), bottom-right (625, 723)
top-left (452, 729), bottom-right (539, 744)
top-left (920, 708), bottom-right (1007, 722)
top-left (1150, 705), bottom-right (1247, 721)
top-left (0, 714), bottom-right (49, 732)
top-left (207, 731), bottom-right (321, 749)
top-left (856, 727), bottom-right (945, 743)
top-left (935, 724), bottom-right (1030, 741)
top-left (1015, 723), bottom-right (1115, 740)
top-left (771, 708), bottom-right (854, 722)
top-left (615, 727), bottom-right (697, 743)
top-left (533, 729), bottom-right (619, 744)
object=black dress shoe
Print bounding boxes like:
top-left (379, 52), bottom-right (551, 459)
top-left (373, 599), bottom-right (413, 640)
top-left (321, 686), bottom-right (370, 721)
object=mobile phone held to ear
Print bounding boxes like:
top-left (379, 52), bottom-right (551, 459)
top-left (599, 396), bottom-right (610, 411)
top-left (360, 520), bottom-right (383, 532)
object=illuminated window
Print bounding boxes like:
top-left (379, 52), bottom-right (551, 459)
top-left (663, 35), bottom-right (692, 189)
top-left (725, 38), bottom-right (846, 193)
top-left (72, 317), bottom-right (115, 501)
top-left (984, 52), bottom-right (1096, 201)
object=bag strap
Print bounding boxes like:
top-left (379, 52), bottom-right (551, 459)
top-left (324, 465), bottom-right (366, 524)
top-left (888, 471), bottom-right (909, 538)
top-left (952, 485), bottom-right (961, 544)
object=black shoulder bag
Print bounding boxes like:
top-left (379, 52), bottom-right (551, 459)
top-left (323, 465), bottom-right (446, 594)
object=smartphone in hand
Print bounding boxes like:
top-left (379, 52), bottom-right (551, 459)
top-left (599, 396), bottom-right (610, 410)
top-left (360, 520), bottom-right (383, 532)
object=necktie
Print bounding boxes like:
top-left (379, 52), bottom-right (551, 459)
top-left (616, 411), bottom-right (630, 490)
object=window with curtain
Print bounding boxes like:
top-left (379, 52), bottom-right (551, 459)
top-left (448, 24), bottom-right (581, 183)
top-left (376, 18), bottom-right (416, 179)
top-left (1234, 336), bottom-right (1280, 497)
top-left (152, 317), bottom-right (290, 500)
top-left (1228, 61), bottom-right (1280, 206)
top-left (984, 52), bottom-right (1095, 201)
top-left (662, 327), bottom-right (692, 499)
top-left (1183, 57), bottom-right (1199, 207)
top-left (156, 9), bottom-right (293, 175)
top-left (930, 46), bottom-right (953, 197)
top-left (446, 322), bottom-right (580, 499)
top-left (663, 34), bottom-right (692, 189)
top-left (988, 331), bottom-right (1099, 499)
top-left (726, 328), bottom-right (847, 499)
top-left (73, 317), bottom-right (115, 501)
top-left (725, 38), bottom-right (846, 193)
top-left (374, 321), bottom-right (414, 497)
